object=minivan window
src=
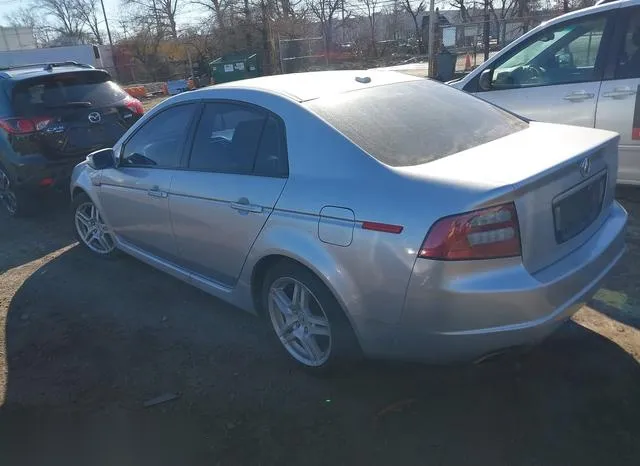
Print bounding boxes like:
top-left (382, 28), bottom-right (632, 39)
top-left (615, 8), bottom-right (640, 79)
top-left (12, 71), bottom-right (128, 116)
top-left (306, 80), bottom-right (528, 167)
top-left (490, 16), bottom-right (607, 90)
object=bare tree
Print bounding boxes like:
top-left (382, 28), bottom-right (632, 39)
top-left (359, 0), bottom-right (379, 56)
top-left (309, 0), bottom-right (343, 60)
top-left (128, 0), bottom-right (183, 39)
top-left (488, 0), bottom-right (517, 44)
top-left (190, 0), bottom-right (236, 28)
top-left (32, 0), bottom-right (86, 41)
top-left (383, 0), bottom-right (403, 41)
top-left (448, 0), bottom-right (471, 22)
top-left (401, 0), bottom-right (425, 52)
top-left (75, 0), bottom-right (104, 44)
top-left (5, 7), bottom-right (55, 46)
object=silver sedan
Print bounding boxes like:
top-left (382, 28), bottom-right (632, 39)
top-left (70, 70), bottom-right (627, 371)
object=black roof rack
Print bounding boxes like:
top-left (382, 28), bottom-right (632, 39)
top-left (595, 0), bottom-right (620, 5)
top-left (0, 61), bottom-right (94, 72)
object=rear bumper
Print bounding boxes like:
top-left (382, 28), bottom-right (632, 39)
top-left (9, 155), bottom-right (83, 190)
top-left (360, 201), bottom-right (627, 362)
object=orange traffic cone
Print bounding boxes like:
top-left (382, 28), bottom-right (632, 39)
top-left (464, 53), bottom-right (472, 71)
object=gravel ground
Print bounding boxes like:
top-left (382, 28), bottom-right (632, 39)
top-left (0, 191), bottom-right (638, 466)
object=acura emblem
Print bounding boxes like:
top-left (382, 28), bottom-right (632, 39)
top-left (579, 157), bottom-right (591, 177)
top-left (88, 112), bottom-right (101, 124)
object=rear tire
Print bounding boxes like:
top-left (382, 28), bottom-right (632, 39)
top-left (72, 192), bottom-right (118, 258)
top-left (0, 166), bottom-right (33, 218)
top-left (261, 260), bottom-right (361, 373)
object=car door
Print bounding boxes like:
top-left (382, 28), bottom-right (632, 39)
top-left (170, 101), bottom-right (288, 286)
top-left (99, 102), bottom-right (199, 263)
top-left (595, 6), bottom-right (640, 184)
top-left (468, 12), bottom-right (614, 128)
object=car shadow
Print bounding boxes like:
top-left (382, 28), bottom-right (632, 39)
top-left (588, 194), bottom-right (640, 329)
top-left (0, 246), bottom-right (639, 465)
top-left (0, 194), bottom-right (75, 274)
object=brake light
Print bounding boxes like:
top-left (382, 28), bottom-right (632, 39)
top-left (124, 96), bottom-right (144, 115)
top-left (419, 202), bottom-right (521, 260)
top-left (0, 116), bottom-right (54, 134)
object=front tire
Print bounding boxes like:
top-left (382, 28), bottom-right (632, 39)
top-left (72, 192), bottom-right (118, 258)
top-left (261, 261), bottom-right (360, 372)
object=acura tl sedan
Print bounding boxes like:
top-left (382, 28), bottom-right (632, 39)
top-left (70, 70), bottom-right (627, 371)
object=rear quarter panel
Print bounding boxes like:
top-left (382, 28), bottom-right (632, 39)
top-left (236, 95), bottom-right (501, 346)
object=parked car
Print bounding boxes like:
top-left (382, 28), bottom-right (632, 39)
top-left (0, 62), bottom-right (144, 216)
top-left (70, 70), bottom-right (627, 371)
top-left (450, 0), bottom-right (640, 185)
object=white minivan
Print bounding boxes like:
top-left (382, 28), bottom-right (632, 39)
top-left (450, 0), bottom-right (640, 185)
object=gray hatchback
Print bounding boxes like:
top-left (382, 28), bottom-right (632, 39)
top-left (70, 70), bottom-right (627, 371)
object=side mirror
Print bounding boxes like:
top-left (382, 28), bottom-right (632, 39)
top-left (479, 68), bottom-right (493, 91)
top-left (86, 148), bottom-right (115, 170)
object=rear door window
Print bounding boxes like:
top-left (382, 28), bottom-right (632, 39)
top-left (12, 71), bottom-right (128, 116)
top-left (189, 102), bottom-right (268, 174)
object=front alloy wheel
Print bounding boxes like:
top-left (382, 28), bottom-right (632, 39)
top-left (73, 194), bottom-right (116, 256)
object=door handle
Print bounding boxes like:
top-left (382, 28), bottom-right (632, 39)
top-left (602, 87), bottom-right (637, 99)
top-left (148, 187), bottom-right (168, 198)
top-left (563, 91), bottom-right (595, 102)
top-left (230, 199), bottom-right (263, 213)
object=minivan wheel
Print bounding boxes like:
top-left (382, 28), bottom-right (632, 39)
top-left (73, 193), bottom-right (117, 257)
top-left (261, 261), bottom-right (360, 371)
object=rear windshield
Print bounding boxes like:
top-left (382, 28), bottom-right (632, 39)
top-left (306, 79), bottom-right (528, 167)
top-left (12, 71), bottom-right (127, 116)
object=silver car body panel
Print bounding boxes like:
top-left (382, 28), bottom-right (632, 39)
top-left (71, 71), bottom-right (627, 362)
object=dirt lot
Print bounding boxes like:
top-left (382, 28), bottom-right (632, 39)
top-left (0, 189), bottom-right (639, 465)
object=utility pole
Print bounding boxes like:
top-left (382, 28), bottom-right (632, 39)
top-left (341, 0), bottom-right (345, 43)
top-left (427, 0), bottom-right (436, 78)
top-left (99, 0), bottom-right (119, 80)
top-left (483, 0), bottom-right (490, 61)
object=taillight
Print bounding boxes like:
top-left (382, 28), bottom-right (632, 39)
top-left (0, 116), bottom-right (54, 134)
top-left (419, 202), bottom-right (521, 260)
top-left (124, 96), bottom-right (144, 115)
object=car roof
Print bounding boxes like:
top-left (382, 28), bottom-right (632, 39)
top-left (532, 0), bottom-right (636, 26)
top-left (0, 62), bottom-right (98, 81)
top-left (212, 70), bottom-right (423, 102)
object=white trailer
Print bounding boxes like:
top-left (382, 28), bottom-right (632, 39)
top-left (0, 44), bottom-right (111, 71)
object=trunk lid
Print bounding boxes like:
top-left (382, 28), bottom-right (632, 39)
top-left (397, 122), bottom-right (619, 274)
top-left (10, 71), bottom-right (139, 159)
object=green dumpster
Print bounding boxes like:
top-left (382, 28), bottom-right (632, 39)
top-left (210, 53), bottom-right (261, 84)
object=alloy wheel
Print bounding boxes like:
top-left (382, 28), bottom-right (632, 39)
top-left (0, 169), bottom-right (17, 216)
top-left (268, 277), bottom-right (332, 367)
top-left (74, 201), bottom-right (116, 254)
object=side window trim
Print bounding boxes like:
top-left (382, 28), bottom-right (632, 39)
top-left (467, 10), bottom-right (616, 93)
top-left (185, 98), bottom-right (289, 178)
top-left (119, 101), bottom-right (200, 169)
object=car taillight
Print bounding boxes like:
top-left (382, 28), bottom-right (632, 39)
top-left (124, 96), bottom-right (144, 115)
top-left (0, 116), bottom-right (54, 134)
top-left (419, 202), bottom-right (521, 260)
